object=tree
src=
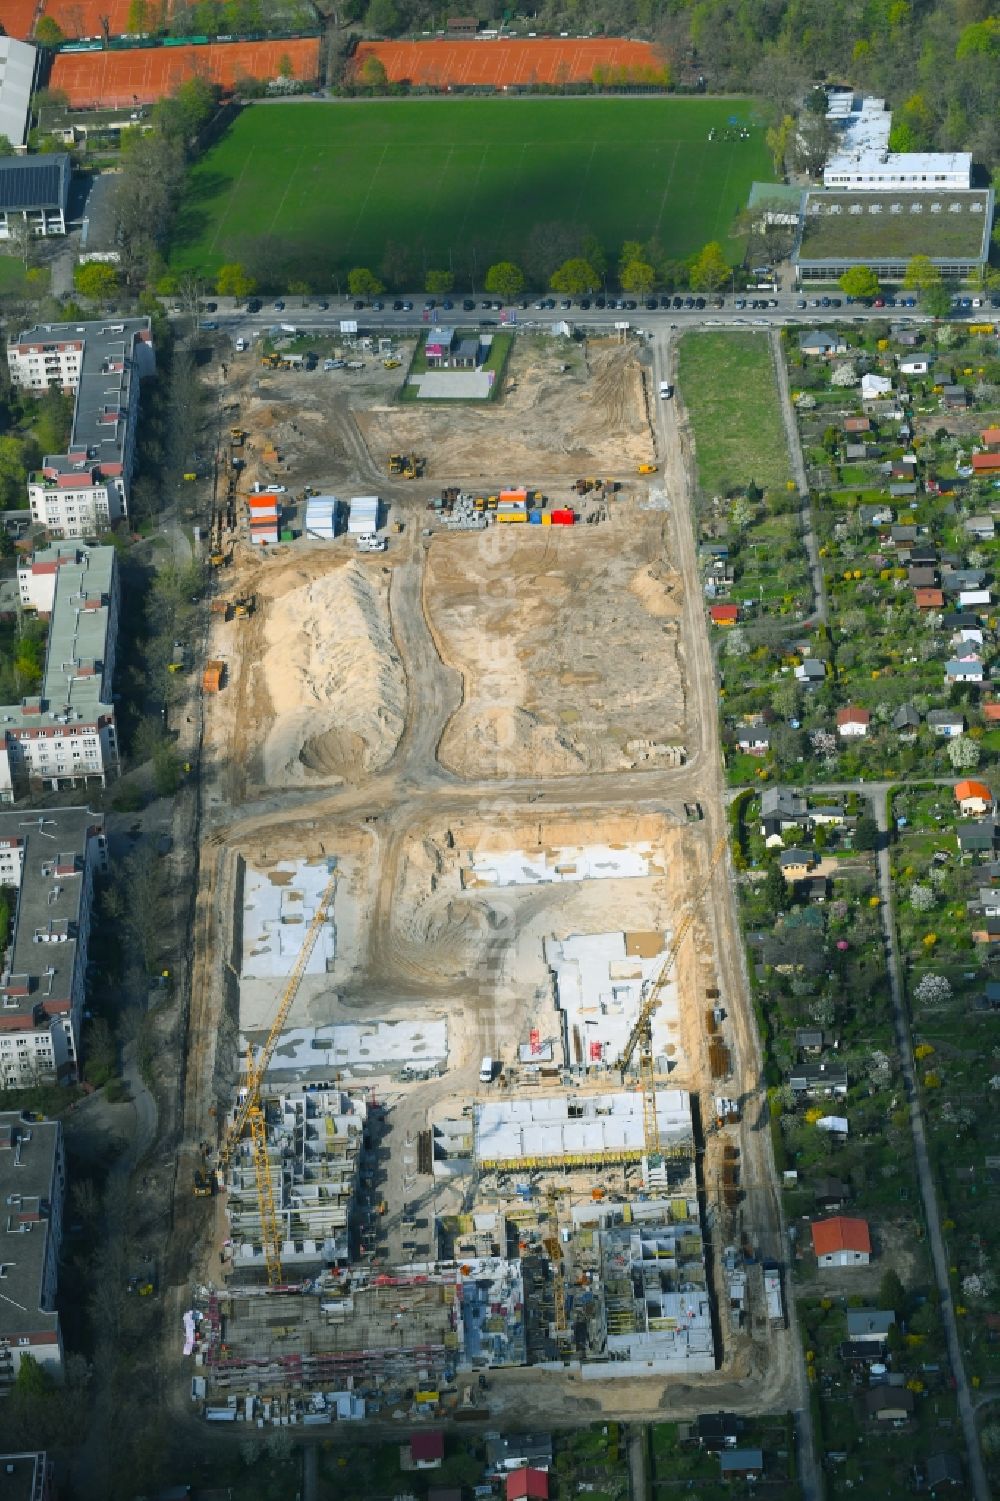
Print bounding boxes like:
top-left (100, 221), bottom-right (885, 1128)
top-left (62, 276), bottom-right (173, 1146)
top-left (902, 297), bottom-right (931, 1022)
top-left (365, 0), bottom-right (398, 33)
top-left (764, 860), bottom-right (788, 915)
top-left (879, 1268), bottom-right (906, 1317)
top-left (789, 113), bottom-right (835, 176)
top-left (73, 262), bottom-right (119, 301)
top-left (425, 269), bottom-right (454, 294)
top-left (549, 258), bottom-right (598, 296)
top-left (923, 283), bottom-right (953, 319)
top-left (853, 815), bottom-right (879, 851)
top-left (347, 267), bottom-right (383, 297)
top-left (357, 54), bottom-right (388, 88)
top-left (484, 262), bottom-right (525, 300)
top-left (620, 260), bottom-right (657, 296)
top-left (689, 241), bottom-right (730, 292)
top-left (215, 262), bottom-right (256, 300)
top-left (581, 234), bottom-right (607, 280)
top-left (15, 1353), bottom-right (52, 1397)
top-left (902, 254), bottom-right (942, 293)
top-left (839, 266), bottom-right (880, 301)
top-left (909, 883), bottom-right (935, 912)
top-left (34, 16), bottom-right (64, 45)
top-left (0, 437), bottom-right (28, 509)
top-left (765, 115), bottom-right (795, 174)
top-left (947, 735), bottom-right (981, 769)
top-left (914, 973), bottom-right (951, 1008)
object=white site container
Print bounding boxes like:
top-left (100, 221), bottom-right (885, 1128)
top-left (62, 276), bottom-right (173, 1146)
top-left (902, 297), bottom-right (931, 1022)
top-left (348, 496), bottom-right (380, 535)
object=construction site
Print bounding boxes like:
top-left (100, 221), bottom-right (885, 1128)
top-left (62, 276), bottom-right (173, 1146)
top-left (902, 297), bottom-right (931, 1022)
top-left (177, 324), bottom-right (790, 1432)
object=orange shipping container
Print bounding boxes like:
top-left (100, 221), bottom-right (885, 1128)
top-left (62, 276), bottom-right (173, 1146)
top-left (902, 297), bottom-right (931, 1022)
top-left (498, 489), bottom-right (528, 504)
top-left (202, 660), bottom-right (225, 693)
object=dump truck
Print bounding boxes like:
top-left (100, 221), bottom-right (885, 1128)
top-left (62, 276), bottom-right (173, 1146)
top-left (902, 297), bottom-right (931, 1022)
top-left (229, 427), bottom-right (246, 445)
top-left (202, 660), bottom-right (225, 693)
top-left (193, 1169), bottom-right (214, 1197)
top-left (233, 595), bottom-right (255, 618)
top-left (637, 463), bottom-right (657, 474)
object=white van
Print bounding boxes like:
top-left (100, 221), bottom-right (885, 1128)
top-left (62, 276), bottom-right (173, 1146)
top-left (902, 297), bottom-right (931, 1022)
top-left (659, 381), bottom-right (674, 400)
top-left (479, 1056), bottom-right (494, 1083)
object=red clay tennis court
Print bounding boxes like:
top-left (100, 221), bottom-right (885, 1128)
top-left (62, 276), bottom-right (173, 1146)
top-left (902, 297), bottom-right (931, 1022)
top-left (36, 0), bottom-right (133, 38)
top-left (1, 0), bottom-right (44, 40)
top-left (50, 36), bottom-right (321, 107)
top-left (354, 37), bottom-right (667, 87)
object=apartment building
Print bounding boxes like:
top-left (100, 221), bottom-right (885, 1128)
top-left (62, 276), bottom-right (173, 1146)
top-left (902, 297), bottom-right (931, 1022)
top-left (0, 1114), bottom-right (65, 1386)
top-left (3, 544), bottom-right (119, 801)
top-left (6, 317), bottom-right (154, 536)
top-left (0, 807), bottom-right (106, 1088)
top-left (0, 154), bottom-right (69, 240)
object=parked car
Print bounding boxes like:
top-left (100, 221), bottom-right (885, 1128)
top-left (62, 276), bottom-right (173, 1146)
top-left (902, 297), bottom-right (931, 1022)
top-left (463, 299), bottom-right (475, 310)
top-left (273, 300), bottom-right (285, 310)
top-left (353, 300), bottom-right (365, 310)
top-left (247, 298), bottom-right (262, 313)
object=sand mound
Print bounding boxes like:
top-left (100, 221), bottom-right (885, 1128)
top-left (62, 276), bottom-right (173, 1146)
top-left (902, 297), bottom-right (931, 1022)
top-left (439, 705), bottom-right (587, 777)
top-left (261, 561), bottom-right (405, 785)
top-left (629, 563), bottom-right (683, 618)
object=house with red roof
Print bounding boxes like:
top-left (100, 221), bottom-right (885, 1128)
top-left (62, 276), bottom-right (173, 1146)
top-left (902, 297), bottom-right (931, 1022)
top-left (507, 1470), bottom-right (550, 1501)
top-left (404, 1432), bottom-right (445, 1469)
top-left (981, 426), bottom-right (1000, 450)
top-left (836, 707), bottom-right (870, 738)
top-left (709, 603), bottom-right (740, 627)
top-left (955, 779), bottom-right (993, 816)
top-left (971, 452), bottom-right (1000, 473)
top-left (914, 587), bottom-right (944, 610)
top-left (811, 1216), bottom-right (871, 1267)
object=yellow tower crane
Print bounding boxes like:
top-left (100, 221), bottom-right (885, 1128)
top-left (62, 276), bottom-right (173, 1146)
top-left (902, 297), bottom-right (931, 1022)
top-left (216, 862), bottom-right (337, 1286)
top-left (544, 1186), bottom-right (571, 1348)
top-left (614, 836), bottom-right (727, 1158)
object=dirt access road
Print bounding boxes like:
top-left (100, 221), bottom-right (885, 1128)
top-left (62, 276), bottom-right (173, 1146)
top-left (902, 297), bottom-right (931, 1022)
top-left (173, 330), bottom-right (797, 1448)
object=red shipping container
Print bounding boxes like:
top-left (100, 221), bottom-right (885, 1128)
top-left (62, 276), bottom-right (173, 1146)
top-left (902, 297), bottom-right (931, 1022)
top-left (551, 508), bottom-right (575, 525)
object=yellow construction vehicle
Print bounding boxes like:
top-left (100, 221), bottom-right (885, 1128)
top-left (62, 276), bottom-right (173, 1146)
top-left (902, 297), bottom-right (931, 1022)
top-left (260, 353), bottom-right (281, 368)
top-left (615, 836), bottom-right (727, 1158)
top-left (637, 463), bottom-right (657, 475)
top-left (233, 595), bottom-right (255, 619)
top-left (193, 1168), bottom-right (213, 1197)
top-left (383, 357), bottom-right (402, 370)
top-left (388, 454), bottom-right (405, 475)
top-left (208, 549), bottom-right (227, 569)
top-left (215, 864), bottom-right (338, 1286)
top-left (230, 427), bottom-right (247, 445)
top-left (401, 454), bottom-right (426, 479)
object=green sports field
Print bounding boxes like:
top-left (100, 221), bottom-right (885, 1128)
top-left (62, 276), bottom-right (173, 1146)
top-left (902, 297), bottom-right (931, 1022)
top-left (170, 98), bottom-right (773, 288)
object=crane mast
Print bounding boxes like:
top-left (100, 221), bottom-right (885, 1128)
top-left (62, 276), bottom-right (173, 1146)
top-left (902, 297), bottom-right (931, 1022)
top-left (216, 861), bottom-right (337, 1285)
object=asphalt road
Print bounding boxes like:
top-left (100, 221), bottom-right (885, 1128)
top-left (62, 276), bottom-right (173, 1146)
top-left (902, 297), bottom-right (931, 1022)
top-left (184, 292), bottom-right (985, 343)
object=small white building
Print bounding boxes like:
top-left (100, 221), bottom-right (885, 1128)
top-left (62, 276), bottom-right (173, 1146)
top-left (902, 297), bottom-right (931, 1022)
top-left (347, 496), bottom-right (379, 535)
top-left (0, 151), bottom-right (69, 239)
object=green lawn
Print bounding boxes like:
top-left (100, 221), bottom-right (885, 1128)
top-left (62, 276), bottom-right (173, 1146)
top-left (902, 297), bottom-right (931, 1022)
top-left (170, 98), bottom-right (774, 288)
top-left (677, 330), bottom-right (791, 495)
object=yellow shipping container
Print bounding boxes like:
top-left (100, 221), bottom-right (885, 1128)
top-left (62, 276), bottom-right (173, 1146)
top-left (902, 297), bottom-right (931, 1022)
top-left (497, 512), bottom-right (527, 523)
top-left (541, 513), bottom-right (552, 525)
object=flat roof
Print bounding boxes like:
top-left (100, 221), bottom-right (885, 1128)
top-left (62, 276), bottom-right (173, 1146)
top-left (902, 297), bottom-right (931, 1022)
top-left (475, 1088), bottom-right (693, 1165)
top-left (0, 1113), bottom-right (61, 1345)
top-left (10, 317), bottom-right (152, 483)
top-left (0, 1452), bottom-right (49, 1501)
top-left (796, 188), bottom-right (992, 264)
top-left (0, 39), bottom-right (37, 147)
top-left (7, 544), bottom-right (116, 734)
top-left (0, 805), bottom-right (103, 1017)
top-left (545, 930), bottom-right (680, 1071)
top-left (0, 152), bottom-right (68, 213)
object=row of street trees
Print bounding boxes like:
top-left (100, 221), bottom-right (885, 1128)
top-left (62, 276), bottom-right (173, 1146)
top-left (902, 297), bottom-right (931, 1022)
top-left (339, 237), bottom-right (738, 302)
top-left (835, 253), bottom-right (998, 314)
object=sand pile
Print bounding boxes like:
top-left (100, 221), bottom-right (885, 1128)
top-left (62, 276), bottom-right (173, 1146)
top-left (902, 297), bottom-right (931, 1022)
top-left (261, 561), bottom-right (405, 785)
